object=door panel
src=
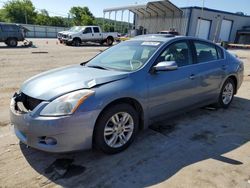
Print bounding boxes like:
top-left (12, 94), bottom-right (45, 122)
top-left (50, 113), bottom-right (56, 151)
top-left (93, 27), bottom-right (102, 40)
top-left (81, 27), bottom-right (94, 41)
top-left (147, 66), bottom-right (200, 119)
top-left (147, 41), bottom-right (199, 120)
top-left (193, 41), bottom-right (225, 101)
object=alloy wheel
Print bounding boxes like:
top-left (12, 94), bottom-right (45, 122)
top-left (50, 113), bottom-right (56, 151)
top-left (104, 112), bottom-right (134, 148)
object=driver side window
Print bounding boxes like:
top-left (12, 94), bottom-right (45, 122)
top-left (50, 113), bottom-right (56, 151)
top-left (83, 27), bottom-right (92, 34)
top-left (156, 41), bottom-right (193, 67)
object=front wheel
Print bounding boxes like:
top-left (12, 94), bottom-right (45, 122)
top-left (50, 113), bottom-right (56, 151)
top-left (7, 38), bottom-right (18, 47)
top-left (217, 78), bottom-right (235, 108)
top-left (94, 104), bottom-right (139, 154)
top-left (72, 38), bottom-right (81, 46)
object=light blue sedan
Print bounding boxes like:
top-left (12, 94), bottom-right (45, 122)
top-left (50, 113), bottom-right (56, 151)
top-left (10, 35), bottom-right (244, 154)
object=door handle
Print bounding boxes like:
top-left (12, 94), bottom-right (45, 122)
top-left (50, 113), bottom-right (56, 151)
top-left (189, 74), bottom-right (196, 80)
top-left (92, 34), bottom-right (94, 36)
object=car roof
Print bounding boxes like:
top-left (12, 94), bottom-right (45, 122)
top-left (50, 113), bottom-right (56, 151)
top-left (129, 34), bottom-right (222, 47)
top-left (130, 34), bottom-right (187, 42)
top-left (0, 22), bottom-right (18, 26)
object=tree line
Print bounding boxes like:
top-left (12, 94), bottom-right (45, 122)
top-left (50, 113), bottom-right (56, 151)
top-left (0, 0), bottom-right (131, 33)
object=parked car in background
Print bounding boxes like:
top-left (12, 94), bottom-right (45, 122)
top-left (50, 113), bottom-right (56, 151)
top-left (157, 30), bottom-right (179, 36)
top-left (0, 23), bottom-right (27, 47)
top-left (10, 35), bottom-right (244, 154)
top-left (59, 25), bottom-right (118, 46)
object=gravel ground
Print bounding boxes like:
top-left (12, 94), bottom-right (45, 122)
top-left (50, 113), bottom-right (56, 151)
top-left (0, 39), bottom-right (250, 188)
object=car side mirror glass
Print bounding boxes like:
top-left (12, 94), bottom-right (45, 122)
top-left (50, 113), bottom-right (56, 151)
top-left (153, 61), bottom-right (178, 72)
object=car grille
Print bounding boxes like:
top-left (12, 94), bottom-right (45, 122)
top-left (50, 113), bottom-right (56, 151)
top-left (15, 93), bottom-right (43, 112)
top-left (62, 34), bottom-right (68, 38)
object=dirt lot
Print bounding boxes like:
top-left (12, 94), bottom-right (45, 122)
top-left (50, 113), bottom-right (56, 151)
top-left (0, 39), bottom-right (250, 188)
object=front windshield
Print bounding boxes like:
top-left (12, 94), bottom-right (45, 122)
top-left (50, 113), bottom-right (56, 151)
top-left (69, 26), bottom-right (84, 32)
top-left (86, 41), bottom-right (163, 72)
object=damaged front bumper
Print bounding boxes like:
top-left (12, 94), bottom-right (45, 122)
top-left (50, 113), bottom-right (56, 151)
top-left (9, 93), bottom-right (98, 153)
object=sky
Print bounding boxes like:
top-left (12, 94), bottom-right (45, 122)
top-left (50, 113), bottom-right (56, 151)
top-left (0, 0), bottom-right (250, 19)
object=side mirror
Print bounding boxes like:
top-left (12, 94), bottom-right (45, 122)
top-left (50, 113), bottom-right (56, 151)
top-left (153, 61), bottom-right (178, 72)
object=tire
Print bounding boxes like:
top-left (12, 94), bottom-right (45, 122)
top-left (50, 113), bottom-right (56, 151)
top-left (7, 38), bottom-right (18, 47)
top-left (94, 104), bottom-right (139, 154)
top-left (72, 38), bottom-right (81, 46)
top-left (99, 40), bottom-right (104, 46)
top-left (217, 78), bottom-right (235, 109)
top-left (106, 37), bottom-right (114, 46)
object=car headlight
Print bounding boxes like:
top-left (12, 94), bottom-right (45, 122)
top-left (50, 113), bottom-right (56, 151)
top-left (40, 90), bottom-right (94, 116)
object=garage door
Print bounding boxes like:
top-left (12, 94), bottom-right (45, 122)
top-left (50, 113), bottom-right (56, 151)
top-left (195, 19), bottom-right (211, 39)
top-left (219, 19), bottom-right (233, 42)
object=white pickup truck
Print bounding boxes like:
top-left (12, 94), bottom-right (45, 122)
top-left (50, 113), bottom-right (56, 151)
top-left (58, 26), bottom-right (118, 46)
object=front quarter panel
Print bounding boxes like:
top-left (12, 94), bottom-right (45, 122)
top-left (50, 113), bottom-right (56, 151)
top-left (76, 73), bottom-right (148, 126)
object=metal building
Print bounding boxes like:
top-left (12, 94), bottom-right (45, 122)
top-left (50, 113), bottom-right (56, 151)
top-left (104, 0), bottom-right (250, 43)
top-left (183, 7), bottom-right (250, 43)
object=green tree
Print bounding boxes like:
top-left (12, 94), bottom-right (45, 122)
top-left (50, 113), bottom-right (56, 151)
top-left (69, 6), bottom-right (95, 25)
top-left (3, 0), bottom-right (37, 24)
top-left (0, 9), bottom-right (6, 22)
top-left (35, 9), bottom-right (50, 25)
top-left (49, 16), bottom-right (65, 27)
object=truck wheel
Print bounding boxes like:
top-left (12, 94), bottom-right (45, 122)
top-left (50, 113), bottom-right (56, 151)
top-left (72, 38), bottom-right (81, 46)
top-left (106, 37), bottom-right (114, 46)
top-left (7, 38), bottom-right (18, 47)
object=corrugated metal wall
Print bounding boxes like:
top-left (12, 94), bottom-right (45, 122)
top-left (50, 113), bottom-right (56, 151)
top-left (20, 24), bottom-right (68, 38)
top-left (136, 16), bottom-right (185, 34)
top-left (134, 13), bottom-right (189, 35)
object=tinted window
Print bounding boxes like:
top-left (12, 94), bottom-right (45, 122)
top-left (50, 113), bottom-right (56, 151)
top-left (156, 41), bottom-right (193, 67)
top-left (194, 42), bottom-right (218, 63)
top-left (216, 46), bottom-right (224, 59)
top-left (93, 27), bottom-right (100, 33)
top-left (84, 27), bottom-right (92, 33)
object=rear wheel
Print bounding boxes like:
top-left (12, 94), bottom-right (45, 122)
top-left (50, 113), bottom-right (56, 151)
top-left (7, 38), bottom-right (18, 47)
top-left (94, 104), bottom-right (139, 154)
top-left (106, 37), bottom-right (114, 46)
top-left (217, 78), bottom-right (235, 108)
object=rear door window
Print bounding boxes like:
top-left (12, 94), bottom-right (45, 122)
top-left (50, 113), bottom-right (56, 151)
top-left (93, 27), bottom-right (100, 33)
top-left (216, 46), bottom-right (224, 59)
top-left (194, 41), bottom-right (218, 63)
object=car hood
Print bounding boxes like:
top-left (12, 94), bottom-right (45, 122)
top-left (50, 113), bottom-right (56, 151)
top-left (21, 65), bottom-right (129, 100)
top-left (58, 31), bottom-right (75, 35)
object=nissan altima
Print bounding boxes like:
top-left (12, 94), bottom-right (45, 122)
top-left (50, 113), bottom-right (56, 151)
top-left (10, 35), bottom-right (244, 154)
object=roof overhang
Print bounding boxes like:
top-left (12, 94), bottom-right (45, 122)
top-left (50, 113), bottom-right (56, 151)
top-left (103, 0), bottom-right (183, 17)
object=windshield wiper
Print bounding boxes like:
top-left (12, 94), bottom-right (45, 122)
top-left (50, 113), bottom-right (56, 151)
top-left (87, 65), bottom-right (108, 70)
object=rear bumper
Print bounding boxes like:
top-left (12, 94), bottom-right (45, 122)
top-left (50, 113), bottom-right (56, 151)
top-left (10, 98), bottom-right (99, 153)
